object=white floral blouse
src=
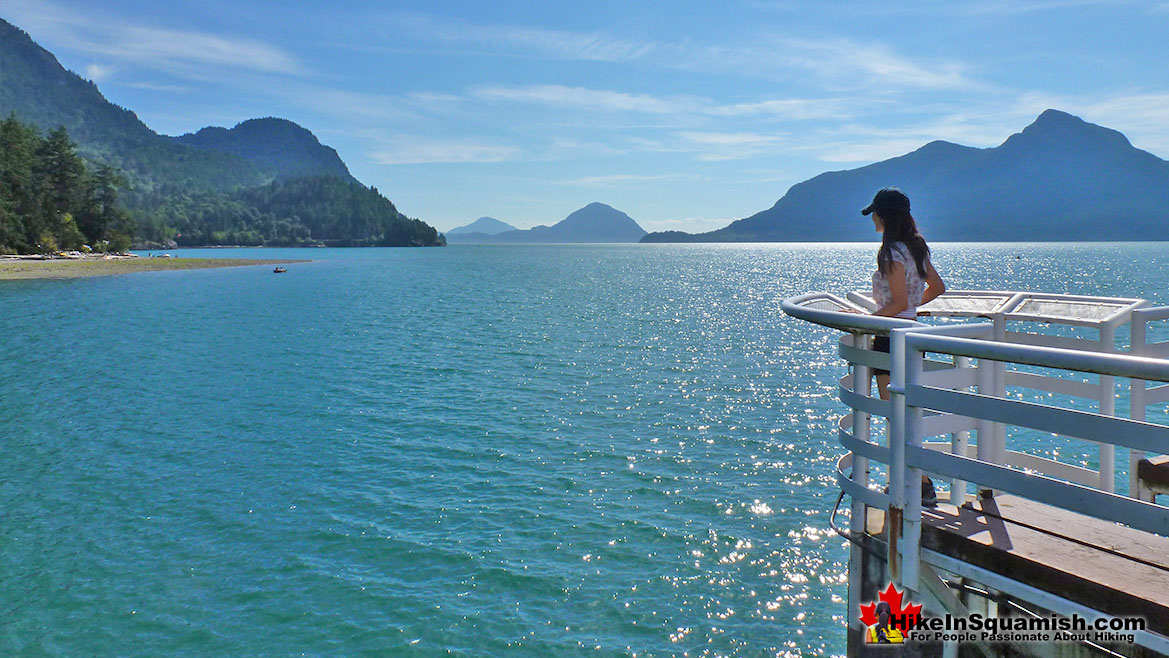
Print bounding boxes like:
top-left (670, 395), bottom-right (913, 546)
top-left (872, 242), bottom-right (926, 320)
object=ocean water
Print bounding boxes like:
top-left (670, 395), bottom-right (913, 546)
top-left (3, 243), bottom-right (1168, 657)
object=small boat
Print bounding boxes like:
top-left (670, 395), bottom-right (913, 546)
top-left (273, 267), bottom-right (286, 274)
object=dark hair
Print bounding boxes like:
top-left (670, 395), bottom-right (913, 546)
top-left (876, 206), bottom-right (930, 277)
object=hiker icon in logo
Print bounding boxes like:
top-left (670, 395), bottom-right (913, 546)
top-left (868, 601), bottom-right (904, 643)
top-left (860, 583), bottom-right (922, 644)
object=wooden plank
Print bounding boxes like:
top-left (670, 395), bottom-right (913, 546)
top-left (920, 494), bottom-right (1169, 635)
top-left (989, 496), bottom-right (1169, 569)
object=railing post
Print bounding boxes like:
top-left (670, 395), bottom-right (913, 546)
top-left (1130, 310), bottom-right (1149, 497)
top-left (900, 329), bottom-right (924, 593)
top-left (888, 327), bottom-right (924, 590)
top-left (951, 356), bottom-right (971, 507)
top-left (992, 314), bottom-right (1008, 466)
top-left (975, 354), bottom-right (995, 498)
top-left (1099, 324), bottom-right (1117, 492)
top-left (847, 333), bottom-right (872, 630)
top-left (888, 330), bottom-right (906, 584)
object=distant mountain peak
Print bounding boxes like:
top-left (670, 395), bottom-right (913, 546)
top-left (1011, 108), bottom-right (1132, 149)
top-left (1035, 108), bottom-right (1079, 123)
top-left (449, 203), bottom-right (646, 243)
top-left (446, 216), bottom-right (517, 235)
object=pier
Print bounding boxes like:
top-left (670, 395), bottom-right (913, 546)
top-left (783, 291), bottom-right (1169, 656)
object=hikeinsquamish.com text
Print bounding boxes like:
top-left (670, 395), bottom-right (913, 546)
top-left (894, 612), bottom-right (1144, 644)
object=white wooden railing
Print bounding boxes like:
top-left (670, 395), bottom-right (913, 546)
top-left (782, 290), bottom-right (1169, 651)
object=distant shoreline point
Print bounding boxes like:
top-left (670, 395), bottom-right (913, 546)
top-left (0, 254), bottom-right (310, 281)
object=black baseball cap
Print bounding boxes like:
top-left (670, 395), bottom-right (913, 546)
top-left (862, 187), bottom-right (911, 216)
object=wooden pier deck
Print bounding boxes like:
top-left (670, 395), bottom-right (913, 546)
top-left (919, 494), bottom-right (1169, 635)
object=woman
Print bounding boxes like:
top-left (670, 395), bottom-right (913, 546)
top-left (862, 187), bottom-right (945, 506)
top-left (862, 187), bottom-right (945, 398)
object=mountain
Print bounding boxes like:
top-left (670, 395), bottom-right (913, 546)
top-left (642, 110), bottom-right (1169, 242)
top-left (174, 118), bottom-right (356, 184)
top-left (0, 19), bottom-right (265, 195)
top-left (474, 203), bottom-right (646, 243)
top-left (0, 19), bottom-right (442, 248)
top-left (446, 216), bottom-right (518, 236)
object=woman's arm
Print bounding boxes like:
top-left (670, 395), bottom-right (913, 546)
top-left (921, 260), bottom-right (946, 305)
top-left (873, 261), bottom-right (909, 317)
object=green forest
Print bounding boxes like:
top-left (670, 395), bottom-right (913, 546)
top-left (0, 116), bottom-right (445, 253)
top-left (0, 116), bottom-right (134, 254)
top-left (137, 176), bottom-right (446, 247)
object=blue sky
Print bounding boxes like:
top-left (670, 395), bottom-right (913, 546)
top-left (6, 1), bottom-right (1169, 233)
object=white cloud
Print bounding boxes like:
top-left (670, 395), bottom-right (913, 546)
top-left (959, 0), bottom-right (1143, 14)
top-left (369, 137), bottom-right (520, 165)
top-left (474, 85), bottom-right (688, 114)
top-left (709, 98), bottom-right (856, 120)
top-left (678, 131), bottom-right (790, 160)
top-left (473, 84), bottom-right (857, 128)
top-left (546, 138), bottom-right (630, 157)
top-left (83, 62), bottom-right (113, 81)
top-left (562, 173), bottom-right (705, 187)
top-left (5, 0), bottom-right (303, 77)
top-left (119, 81), bottom-right (190, 93)
top-left (380, 11), bottom-right (657, 63)
top-left (378, 10), bottom-right (979, 94)
top-left (643, 215), bottom-right (739, 234)
top-left (771, 38), bottom-right (975, 91)
top-left (101, 25), bottom-right (302, 75)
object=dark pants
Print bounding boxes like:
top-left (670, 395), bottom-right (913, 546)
top-left (872, 336), bottom-right (890, 378)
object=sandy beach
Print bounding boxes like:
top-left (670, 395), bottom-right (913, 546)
top-left (0, 255), bottom-right (309, 281)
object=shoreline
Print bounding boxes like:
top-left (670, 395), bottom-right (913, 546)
top-left (0, 255), bottom-right (310, 281)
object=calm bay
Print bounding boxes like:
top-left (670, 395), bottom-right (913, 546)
top-left (3, 243), bottom-right (1168, 656)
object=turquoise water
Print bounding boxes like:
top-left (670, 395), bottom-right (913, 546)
top-left (3, 243), bottom-right (1167, 656)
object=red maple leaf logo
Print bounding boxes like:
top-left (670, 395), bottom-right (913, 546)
top-left (859, 583), bottom-right (923, 630)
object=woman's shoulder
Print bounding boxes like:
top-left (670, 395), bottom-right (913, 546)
top-left (889, 241), bottom-right (912, 260)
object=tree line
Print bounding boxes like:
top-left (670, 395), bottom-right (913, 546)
top-left (0, 115), bottom-right (134, 254)
top-left (0, 116), bottom-right (445, 252)
top-left (132, 176), bottom-right (444, 247)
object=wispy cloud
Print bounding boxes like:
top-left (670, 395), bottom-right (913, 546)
top-left (5, 0), bottom-right (303, 78)
top-left (678, 131), bottom-right (790, 161)
top-left (369, 137), bottom-right (520, 165)
top-left (474, 85), bottom-right (687, 114)
top-left (546, 137), bottom-right (630, 157)
top-left (97, 25), bottom-right (302, 76)
top-left (83, 62), bottom-right (114, 81)
top-left (708, 98), bottom-right (856, 120)
top-left (119, 81), bottom-right (190, 93)
top-left (643, 215), bottom-right (740, 234)
top-left (379, 11), bottom-right (657, 63)
top-left (770, 38), bottom-right (975, 91)
top-left (378, 10), bottom-right (980, 93)
top-left (473, 84), bottom-right (856, 124)
top-left (562, 173), bottom-right (706, 187)
top-left (959, 0), bottom-right (1146, 14)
